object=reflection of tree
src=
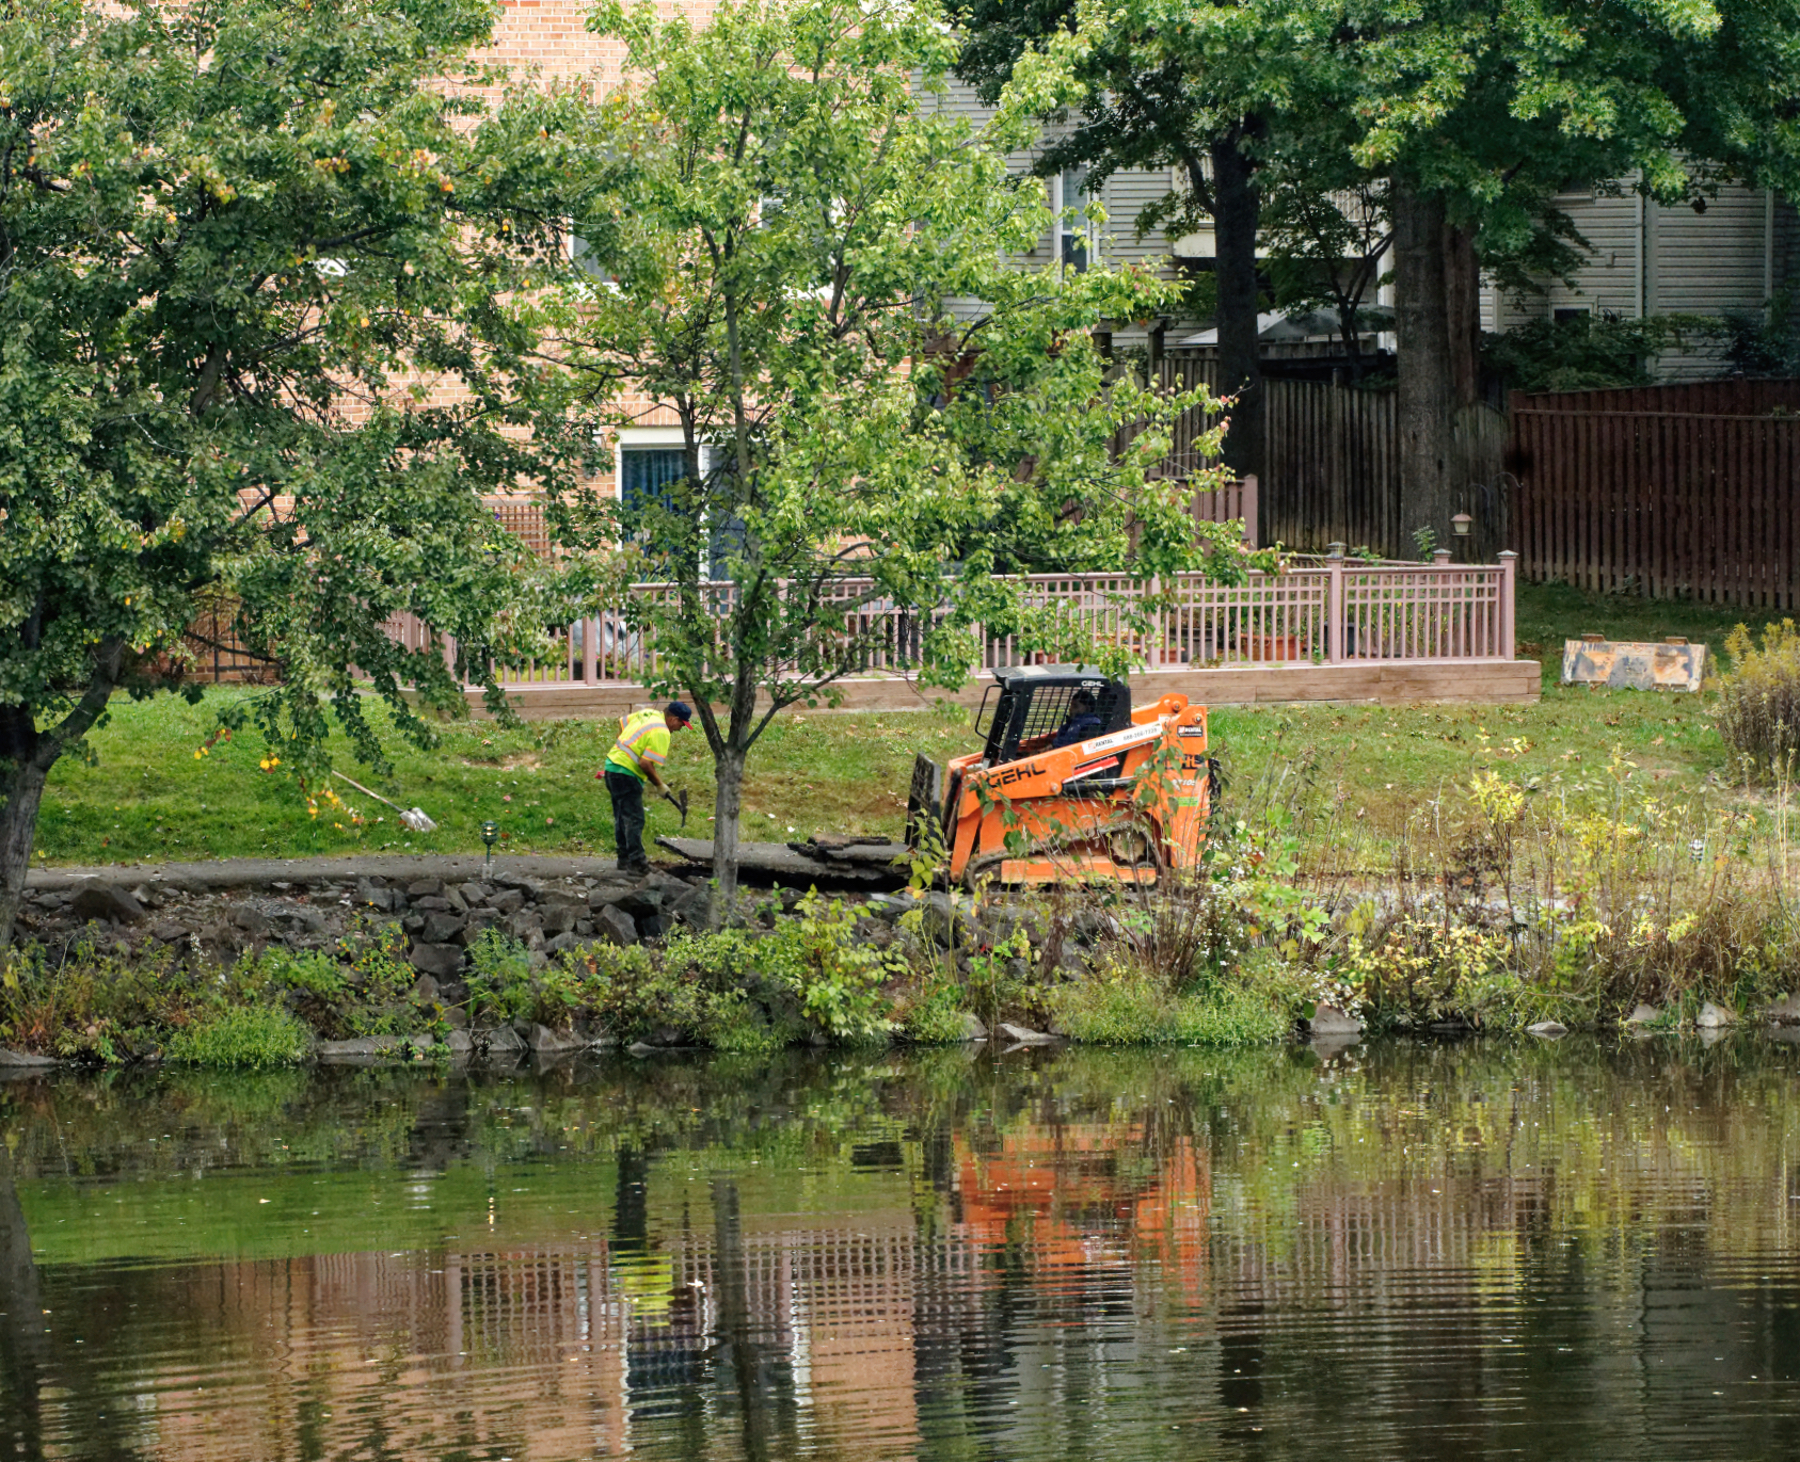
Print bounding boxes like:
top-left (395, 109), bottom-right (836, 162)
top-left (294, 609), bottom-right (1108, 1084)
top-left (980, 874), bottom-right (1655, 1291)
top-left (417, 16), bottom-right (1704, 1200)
top-left (711, 1179), bottom-right (775, 1461)
top-left (15, 1045), bottom-right (1800, 1459)
top-left (0, 1143), bottom-right (145, 1461)
top-left (0, 1144), bottom-right (48, 1459)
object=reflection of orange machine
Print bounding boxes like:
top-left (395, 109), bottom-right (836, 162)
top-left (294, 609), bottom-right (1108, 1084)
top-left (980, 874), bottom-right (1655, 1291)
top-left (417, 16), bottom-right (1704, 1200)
top-left (954, 1127), bottom-right (1212, 1302)
top-left (906, 666), bottom-right (1211, 889)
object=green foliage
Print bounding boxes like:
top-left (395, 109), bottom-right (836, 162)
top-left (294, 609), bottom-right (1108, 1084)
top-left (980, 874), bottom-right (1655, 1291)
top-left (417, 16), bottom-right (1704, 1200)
top-left (1336, 917), bottom-right (1514, 1031)
top-left (465, 929), bottom-right (542, 1027)
top-left (333, 922), bottom-right (431, 1037)
top-left (1261, 171), bottom-right (1392, 377)
top-left (470, 906), bottom-right (901, 1047)
top-left (1483, 314), bottom-right (1709, 394)
top-left (0, 940), bottom-right (215, 1062)
top-left (896, 976), bottom-right (977, 1044)
top-left (515, 0), bottom-right (1234, 896)
top-left (1047, 966), bottom-right (1283, 1046)
top-left (760, 895), bottom-right (902, 1043)
top-left (1716, 294), bottom-right (1800, 377)
top-left (164, 1006), bottom-right (312, 1071)
top-left (0, 0), bottom-right (577, 942)
top-left (1719, 620), bottom-right (1800, 774)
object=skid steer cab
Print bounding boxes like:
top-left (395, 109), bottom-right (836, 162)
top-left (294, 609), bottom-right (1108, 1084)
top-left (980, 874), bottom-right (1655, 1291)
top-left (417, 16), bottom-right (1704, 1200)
top-left (905, 665), bottom-right (1210, 888)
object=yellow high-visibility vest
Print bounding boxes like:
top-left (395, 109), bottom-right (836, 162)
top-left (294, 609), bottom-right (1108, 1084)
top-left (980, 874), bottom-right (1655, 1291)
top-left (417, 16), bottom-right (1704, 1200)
top-left (605, 708), bottom-right (669, 781)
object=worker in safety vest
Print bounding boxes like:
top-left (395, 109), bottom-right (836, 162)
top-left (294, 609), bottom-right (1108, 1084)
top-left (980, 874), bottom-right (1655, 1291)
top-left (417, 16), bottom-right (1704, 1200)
top-left (599, 701), bottom-right (692, 874)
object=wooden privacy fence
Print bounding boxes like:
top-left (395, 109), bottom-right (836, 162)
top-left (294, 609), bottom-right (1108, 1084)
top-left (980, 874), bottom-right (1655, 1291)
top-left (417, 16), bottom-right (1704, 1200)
top-left (1156, 350), bottom-right (1407, 553)
top-left (390, 556), bottom-right (1517, 689)
top-left (1508, 380), bottom-right (1800, 607)
top-left (1154, 350), bottom-right (1507, 556)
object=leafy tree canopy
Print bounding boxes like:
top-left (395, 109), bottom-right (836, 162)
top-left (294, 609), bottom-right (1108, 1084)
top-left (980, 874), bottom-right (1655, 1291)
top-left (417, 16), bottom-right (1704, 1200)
top-left (0, 0), bottom-right (574, 943)
top-left (507, 0), bottom-right (1247, 904)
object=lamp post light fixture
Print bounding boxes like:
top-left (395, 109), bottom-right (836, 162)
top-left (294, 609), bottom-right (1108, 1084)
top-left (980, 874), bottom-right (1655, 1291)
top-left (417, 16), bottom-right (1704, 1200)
top-left (480, 820), bottom-right (500, 874)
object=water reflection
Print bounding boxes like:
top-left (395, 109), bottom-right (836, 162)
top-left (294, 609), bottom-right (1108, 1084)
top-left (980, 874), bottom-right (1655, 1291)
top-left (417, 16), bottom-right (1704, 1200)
top-left (2, 1039), bottom-right (1800, 1459)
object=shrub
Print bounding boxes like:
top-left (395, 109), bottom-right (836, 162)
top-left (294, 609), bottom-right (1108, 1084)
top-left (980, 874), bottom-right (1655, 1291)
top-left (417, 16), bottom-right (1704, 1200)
top-left (165, 1006), bottom-right (312, 1069)
top-left (241, 939), bottom-right (429, 1040)
top-left (336, 920), bottom-right (427, 1034)
top-left (465, 930), bottom-right (543, 1026)
top-left (1338, 915), bottom-right (1515, 1030)
top-left (1483, 313), bottom-right (1707, 394)
top-left (1718, 620), bottom-right (1800, 773)
top-left (1046, 966), bottom-right (1283, 1046)
top-left (761, 894), bottom-right (902, 1043)
top-left (894, 975), bottom-right (974, 1044)
top-left (0, 941), bottom-right (210, 1062)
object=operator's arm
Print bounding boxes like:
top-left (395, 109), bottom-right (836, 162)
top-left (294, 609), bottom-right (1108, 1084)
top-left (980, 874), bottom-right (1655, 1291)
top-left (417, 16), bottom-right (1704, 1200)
top-left (642, 763), bottom-right (668, 794)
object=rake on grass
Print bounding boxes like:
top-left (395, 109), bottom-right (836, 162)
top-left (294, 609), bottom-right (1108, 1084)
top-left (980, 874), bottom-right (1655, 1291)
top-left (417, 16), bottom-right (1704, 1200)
top-left (331, 771), bottom-right (438, 833)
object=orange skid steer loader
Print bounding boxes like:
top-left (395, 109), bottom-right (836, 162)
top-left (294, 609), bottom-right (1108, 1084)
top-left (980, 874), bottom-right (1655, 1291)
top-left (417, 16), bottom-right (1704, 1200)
top-left (905, 665), bottom-right (1212, 889)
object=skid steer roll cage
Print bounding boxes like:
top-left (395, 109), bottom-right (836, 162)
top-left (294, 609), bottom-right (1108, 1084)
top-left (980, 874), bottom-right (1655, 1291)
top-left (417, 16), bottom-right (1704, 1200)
top-left (972, 666), bottom-right (1132, 766)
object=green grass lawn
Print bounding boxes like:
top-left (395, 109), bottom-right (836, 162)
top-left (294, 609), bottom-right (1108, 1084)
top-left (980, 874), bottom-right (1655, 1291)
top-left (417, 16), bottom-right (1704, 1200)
top-left (30, 580), bottom-right (1766, 869)
top-left (33, 693), bottom-right (989, 868)
top-left (1515, 578), bottom-right (1782, 686)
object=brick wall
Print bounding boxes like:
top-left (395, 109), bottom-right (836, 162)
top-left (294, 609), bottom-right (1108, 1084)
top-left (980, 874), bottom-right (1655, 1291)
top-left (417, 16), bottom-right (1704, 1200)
top-left (355, 1), bottom-right (712, 504)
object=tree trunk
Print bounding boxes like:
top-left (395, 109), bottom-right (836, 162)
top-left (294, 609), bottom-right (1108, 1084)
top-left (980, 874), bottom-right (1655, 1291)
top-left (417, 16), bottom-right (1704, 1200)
top-left (710, 737), bottom-right (747, 922)
top-left (1445, 222), bottom-right (1481, 412)
top-left (711, 1177), bottom-right (775, 1461)
top-left (1211, 130), bottom-right (1264, 491)
top-left (1392, 181), bottom-right (1456, 552)
top-left (1, 650), bottom-right (126, 948)
top-left (0, 731), bottom-right (49, 952)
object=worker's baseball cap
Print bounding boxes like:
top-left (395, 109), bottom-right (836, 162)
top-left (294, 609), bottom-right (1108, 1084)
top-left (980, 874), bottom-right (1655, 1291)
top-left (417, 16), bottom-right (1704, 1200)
top-left (666, 701), bottom-right (693, 727)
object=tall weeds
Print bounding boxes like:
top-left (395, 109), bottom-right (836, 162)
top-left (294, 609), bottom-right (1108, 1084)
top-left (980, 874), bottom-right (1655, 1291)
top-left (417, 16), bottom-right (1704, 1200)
top-left (1217, 737), bottom-right (1800, 1030)
top-left (1718, 619), bottom-right (1800, 771)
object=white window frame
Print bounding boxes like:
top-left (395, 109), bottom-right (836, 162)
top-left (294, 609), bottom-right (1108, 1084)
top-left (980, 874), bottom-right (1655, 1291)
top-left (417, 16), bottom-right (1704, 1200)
top-left (1050, 166), bottom-right (1096, 272)
top-left (612, 426), bottom-right (692, 500)
top-left (613, 428), bottom-right (742, 578)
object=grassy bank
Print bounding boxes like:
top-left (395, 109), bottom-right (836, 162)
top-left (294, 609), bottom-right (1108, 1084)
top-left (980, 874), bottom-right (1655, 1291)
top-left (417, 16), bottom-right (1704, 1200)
top-left (16, 579), bottom-right (1797, 1048)
top-left (30, 581), bottom-right (1767, 869)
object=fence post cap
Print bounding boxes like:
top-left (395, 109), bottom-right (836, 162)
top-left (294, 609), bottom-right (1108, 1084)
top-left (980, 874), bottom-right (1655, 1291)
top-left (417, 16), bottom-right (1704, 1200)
top-left (1497, 549), bottom-right (1519, 560)
top-left (1326, 541), bottom-right (1346, 559)
top-left (1432, 548), bottom-right (1452, 563)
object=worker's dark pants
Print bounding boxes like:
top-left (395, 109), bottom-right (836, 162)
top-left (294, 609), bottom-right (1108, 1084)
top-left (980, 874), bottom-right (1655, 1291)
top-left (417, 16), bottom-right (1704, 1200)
top-left (605, 769), bottom-right (649, 871)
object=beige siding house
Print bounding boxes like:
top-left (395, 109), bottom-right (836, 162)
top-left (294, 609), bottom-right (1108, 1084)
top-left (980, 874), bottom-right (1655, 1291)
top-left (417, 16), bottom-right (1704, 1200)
top-left (922, 77), bottom-right (1192, 347)
top-left (1488, 178), bottom-right (1793, 380)
top-left (930, 68), bottom-right (1796, 385)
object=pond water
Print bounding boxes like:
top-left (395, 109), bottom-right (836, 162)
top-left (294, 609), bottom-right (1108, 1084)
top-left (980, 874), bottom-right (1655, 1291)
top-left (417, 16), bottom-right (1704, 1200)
top-left (5, 1037), bottom-right (1800, 1460)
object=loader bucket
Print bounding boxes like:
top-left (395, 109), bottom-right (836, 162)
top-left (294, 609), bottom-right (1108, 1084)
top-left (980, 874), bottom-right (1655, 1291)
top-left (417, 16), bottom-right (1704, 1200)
top-left (905, 754), bottom-right (944, 850)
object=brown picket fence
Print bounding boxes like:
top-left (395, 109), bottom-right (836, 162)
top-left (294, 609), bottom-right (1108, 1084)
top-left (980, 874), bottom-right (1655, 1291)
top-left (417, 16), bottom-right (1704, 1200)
top-left (1507, 381), bottom-right (1800, 607)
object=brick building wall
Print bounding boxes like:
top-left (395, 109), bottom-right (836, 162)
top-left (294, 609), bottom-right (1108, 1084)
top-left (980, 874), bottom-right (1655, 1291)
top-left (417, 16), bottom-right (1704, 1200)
top-left (375, 0), bottom-right (710, 512)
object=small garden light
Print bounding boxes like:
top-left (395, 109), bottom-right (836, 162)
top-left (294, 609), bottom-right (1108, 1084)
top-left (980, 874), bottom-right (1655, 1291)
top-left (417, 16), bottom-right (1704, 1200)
top-left (1690, 838), bottom-right (1706, 863)
top-left (480, 819), bottom-right (500, 873)
top-left (1450, 512), bottom-right (1473, 537)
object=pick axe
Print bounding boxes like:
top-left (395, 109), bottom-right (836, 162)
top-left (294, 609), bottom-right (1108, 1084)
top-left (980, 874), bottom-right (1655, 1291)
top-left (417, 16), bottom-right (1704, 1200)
top-left (659, 786), bottom-right (690, 829)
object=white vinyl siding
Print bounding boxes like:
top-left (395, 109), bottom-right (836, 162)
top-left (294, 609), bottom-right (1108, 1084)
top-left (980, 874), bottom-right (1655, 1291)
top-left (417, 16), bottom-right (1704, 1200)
top-left (1647, 183), bottom-right (1770, 378)
top-left (916, 74), bottom-right (1189, 340)
top-left (1491, 177), bottom-right (1780, 381)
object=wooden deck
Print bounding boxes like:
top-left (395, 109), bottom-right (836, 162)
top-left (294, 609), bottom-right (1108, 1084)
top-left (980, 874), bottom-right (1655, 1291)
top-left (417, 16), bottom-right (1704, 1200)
top-left (458, 658), bottom-right (1541, 721)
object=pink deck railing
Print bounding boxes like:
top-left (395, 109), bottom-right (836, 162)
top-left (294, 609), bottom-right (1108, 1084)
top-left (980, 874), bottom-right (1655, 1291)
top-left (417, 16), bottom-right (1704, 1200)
top-left (387, 551), bottom-right (1516, 688)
